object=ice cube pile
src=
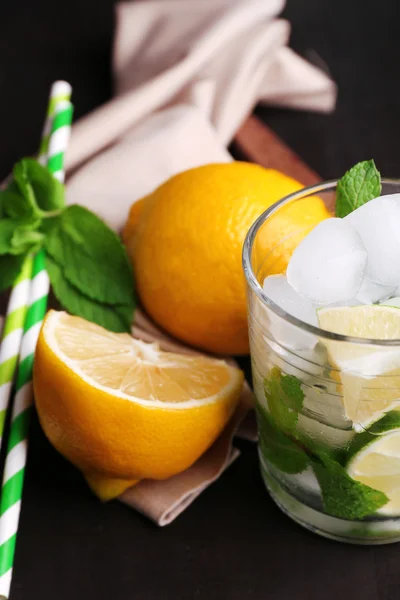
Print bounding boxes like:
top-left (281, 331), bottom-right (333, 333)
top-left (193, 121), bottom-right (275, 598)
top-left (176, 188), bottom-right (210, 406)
top-left (262, 193), bottom-right (400, 326)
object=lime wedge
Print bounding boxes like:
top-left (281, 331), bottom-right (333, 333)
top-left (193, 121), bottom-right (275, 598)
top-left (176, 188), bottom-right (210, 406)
top-left (318, 305), bottom-right (400, 340)
top-left (317, 305), bottom-right (400, 428)
top-left (347, 412), bottom-right (400, 515)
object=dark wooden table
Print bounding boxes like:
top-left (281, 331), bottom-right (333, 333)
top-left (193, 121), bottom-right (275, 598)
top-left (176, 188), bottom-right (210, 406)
top-left (1, 1), bottom-right (400, 599)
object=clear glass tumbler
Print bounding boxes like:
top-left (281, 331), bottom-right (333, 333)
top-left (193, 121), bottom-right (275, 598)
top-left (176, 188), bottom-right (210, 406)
top-left (243, 179), bottom-right (400, 544)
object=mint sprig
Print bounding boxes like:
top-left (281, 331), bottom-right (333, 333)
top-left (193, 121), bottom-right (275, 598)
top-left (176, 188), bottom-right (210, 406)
top-left (260, 369), bottom-right (308, 474)
top-left (0, 158), bottom-right (135, 333)
top-left (259, 368), bottom-right (389, 518)
top-left (311, 453), bottom-right (388, 519)
top-left (336, 159), bottom-right (381, 218)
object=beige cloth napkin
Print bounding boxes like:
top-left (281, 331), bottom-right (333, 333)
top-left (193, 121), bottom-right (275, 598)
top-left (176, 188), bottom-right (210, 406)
top-left (61, 0), bottom-right (336, 525)
top-left (65, 0), bottom-right (336, 230)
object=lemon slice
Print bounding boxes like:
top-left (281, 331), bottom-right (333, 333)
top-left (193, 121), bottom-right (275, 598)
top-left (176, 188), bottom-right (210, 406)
top-left (347, 412), bottom-right (400, 515)
top-left (318, 305), bottom-right (400, 429)
top-left (33, 311), bottom-right (243, 500)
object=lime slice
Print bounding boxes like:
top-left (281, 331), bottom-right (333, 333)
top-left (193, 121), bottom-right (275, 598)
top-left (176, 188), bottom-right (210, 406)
top-left (347, 411), bottom-right (400, 515)
top-left (318, 305), bottom-right (400, 428)
top-left (318, 305), bottom-right (400, 340)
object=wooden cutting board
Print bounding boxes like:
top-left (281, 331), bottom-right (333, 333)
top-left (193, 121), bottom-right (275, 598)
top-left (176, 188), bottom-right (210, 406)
top-left (234, 115), bottom-right (321, 186)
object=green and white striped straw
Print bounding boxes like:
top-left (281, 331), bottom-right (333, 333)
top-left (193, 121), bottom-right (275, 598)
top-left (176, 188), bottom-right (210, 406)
top-left (0, 86), bottom-right (73, 599)
top-left (38, 81), bottom-right (72, 165)
top-left (0, 252), bottom-right (50, 597)
top-left (46, 100), bottom-right (73, 182)
top-left (0, 257), bottom-right (33, 444)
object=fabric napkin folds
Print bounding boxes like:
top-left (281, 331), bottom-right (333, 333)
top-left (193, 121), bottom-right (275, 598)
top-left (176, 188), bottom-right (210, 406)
top-left (65, 0), bottom-right (335, 230)
top-left (60, 0), bottom-right (336, 525)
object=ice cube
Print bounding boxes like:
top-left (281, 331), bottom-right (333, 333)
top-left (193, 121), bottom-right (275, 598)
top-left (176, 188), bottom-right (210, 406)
top-left (286, 218), bottom-right (367, 304)
top-left (345, 194), bottom-right (400, 286)
top-left (254, 277), bottom-right (322, 396)
top-left (325, 297), bottom-right (363, 308)
top-left (262, 274), bottom-right (318, 326)
top-left (261, 275), bottom-right (319, 352)
top-left (356, 278), bottom-right (396, 304)
top-left (261, 336), bottom-right (327, 377)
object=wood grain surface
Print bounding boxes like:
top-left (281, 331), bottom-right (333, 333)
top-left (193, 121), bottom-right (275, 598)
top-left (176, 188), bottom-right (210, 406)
top-left (235, 115), bottom-right (321, 185)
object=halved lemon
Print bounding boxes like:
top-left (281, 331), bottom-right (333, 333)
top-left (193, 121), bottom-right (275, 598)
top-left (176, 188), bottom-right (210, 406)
top-left (33, 311), bottom-right (243, 500)
top-left (318, 305), bottom-right (400, 428)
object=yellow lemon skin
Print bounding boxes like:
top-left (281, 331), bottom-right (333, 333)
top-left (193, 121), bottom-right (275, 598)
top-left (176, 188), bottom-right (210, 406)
top-left (123, 162), bottom-right (331, 355)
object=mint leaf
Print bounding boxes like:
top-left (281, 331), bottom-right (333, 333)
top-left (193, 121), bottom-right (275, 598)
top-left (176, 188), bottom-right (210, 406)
top-left (260, 370), bottom-right (308, 474)
top-left (0, 219), bottom-right (32, 255)
top-left (336, 160), bottom-right (381, 218)
top-left (0, 254), bottom-right (25, 292)
top-left (44, 205), bottom-right (135, 308)
top-left (46, 255), bottom-right (132, 333)
top-left (264, 368), bottom-right (304, 433)
top-left (39, 214), bottom-right (60, 237)
top-left (11, 158), bottom-right (64, 217)
top-left (256, 405), bottom-right (309, 474)
top-left (12, 161), bottom-right (38, 216)
top-left (12, 221), bottom-right (44, 254)
top-left (368, 410), bottom-right (400, 433)
top-left (311, 453), bottom-right (388, 519)
top-left (20, 158), bottom-right (65, 213)
top-left (280, 374), bottom-right (304, 411)
top-left (0, 220), bottom-right (17, 254)
top-left (0, 188), bottom-right (34, 220)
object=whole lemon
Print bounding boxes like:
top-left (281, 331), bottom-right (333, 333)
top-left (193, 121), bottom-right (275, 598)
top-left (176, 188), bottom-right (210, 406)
top-left (123, 163), bottom-right (330, 354)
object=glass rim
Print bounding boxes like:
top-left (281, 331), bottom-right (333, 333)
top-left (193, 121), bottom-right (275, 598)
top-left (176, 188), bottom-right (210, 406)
top-left (242, 177), bottom-right (400, 347)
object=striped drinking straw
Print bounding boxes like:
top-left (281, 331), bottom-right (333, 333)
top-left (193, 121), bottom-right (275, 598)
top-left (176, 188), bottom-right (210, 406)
top-left (0, 91), bottom-right (73, 599)
top-left (0, 257), bottom-right (33, 448)
top-left (0, 81), bottom-right (69, 450)
top-left (38, 80), bottom-right (72, 165)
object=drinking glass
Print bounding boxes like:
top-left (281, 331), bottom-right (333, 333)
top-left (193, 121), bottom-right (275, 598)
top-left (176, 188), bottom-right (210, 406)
top-left (243, 179), bottom-right (400, 544)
